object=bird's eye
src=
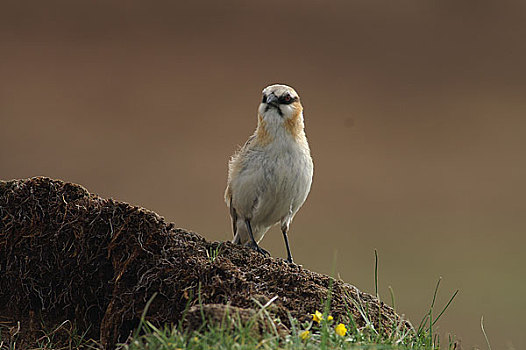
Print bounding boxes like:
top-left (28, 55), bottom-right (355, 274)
top-left (262, 95), bottom-right (267, 103)
top-left (284, 94), bottom-right (291, 102)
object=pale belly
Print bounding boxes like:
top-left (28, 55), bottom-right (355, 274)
top-left (233, 147), bottom-right (313, 227)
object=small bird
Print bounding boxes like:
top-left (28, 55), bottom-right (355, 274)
top-left (225, 84), bottom-right (313, 263)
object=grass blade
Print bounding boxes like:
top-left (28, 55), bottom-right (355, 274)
top-left (432, 289), bottom-right (458, 326)
top-left (481, 316), bottom-right (492, 350)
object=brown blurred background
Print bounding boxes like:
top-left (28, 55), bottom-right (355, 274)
top-left (1, 0), bottom-right (525, 348)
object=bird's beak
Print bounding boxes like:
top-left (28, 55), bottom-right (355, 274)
top-left (266, 94), bottom-right (279, 107)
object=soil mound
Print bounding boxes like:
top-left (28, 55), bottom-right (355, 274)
top-left (0, 177), bottom-right (411, 348)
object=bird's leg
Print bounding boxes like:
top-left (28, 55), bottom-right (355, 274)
top-left (245, 219), bottom-right (270, 257)
top-left (281, 223), bottom-right (294, 264)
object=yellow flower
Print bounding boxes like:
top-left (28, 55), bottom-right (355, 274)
top-left (312, 310), bottom-right (323, 324)
top-left (300, 330), bottom-right (310, 340)
top-left (335, 323), bottom-right (347, 336)
top-left (327, 315), bottom-right (334, 322)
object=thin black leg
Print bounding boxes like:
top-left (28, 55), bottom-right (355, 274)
top-left (282, 228), bottom-right (293, 263)
top-left (245, 219), bottom-right (269, 256)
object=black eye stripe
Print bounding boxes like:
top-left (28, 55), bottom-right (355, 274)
top-left (262, 93), bottom-right (298, 105)
top-left (278, 95), bottom-right (298, 105)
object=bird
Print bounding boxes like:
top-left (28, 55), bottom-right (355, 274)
top-left (224, 84), bottom-right (313, 263)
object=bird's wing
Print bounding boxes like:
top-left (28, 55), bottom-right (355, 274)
top-left (225, 133), bottom-right (256, 236)
top-left (239, 133), bottom-right (255, 152)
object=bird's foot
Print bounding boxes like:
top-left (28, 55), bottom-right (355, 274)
top-left (277, 257), bottom-right (301, 269)
top-left (247, 242), bottom-right (270, 257)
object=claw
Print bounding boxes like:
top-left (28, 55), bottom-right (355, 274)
top-left (247, 241), bottom-right (270, 257)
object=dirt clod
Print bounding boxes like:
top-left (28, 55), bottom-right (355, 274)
top-left (0, 177), bottom-right (412, 348)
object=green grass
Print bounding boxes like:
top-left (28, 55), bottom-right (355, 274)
top-left (118, 294), bottom-right (457, 350)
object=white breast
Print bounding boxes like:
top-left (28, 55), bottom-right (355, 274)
top-left (245, 133), bottom-right (313, 227)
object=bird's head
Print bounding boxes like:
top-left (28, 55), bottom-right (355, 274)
top-left (255, 84), bottom-right (306, 143)
top-left (258, 84), bottom-right (303, 122)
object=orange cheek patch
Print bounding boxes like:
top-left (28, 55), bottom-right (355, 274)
top-left (255, 114), bottom-right (273, 146)
top-left (284, 104), bottom-right (304, 140)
